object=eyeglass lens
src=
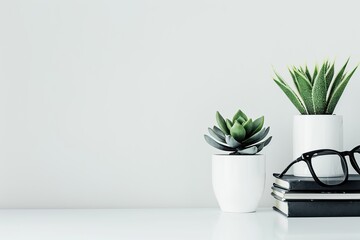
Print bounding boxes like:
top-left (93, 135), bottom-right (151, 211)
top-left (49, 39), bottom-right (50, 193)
top-left (311, 152), bottom-right (347, 185)
top-left (353, 149), bottom-right (360, 169)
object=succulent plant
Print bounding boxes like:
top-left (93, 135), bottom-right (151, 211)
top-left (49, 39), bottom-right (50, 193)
top-left (273, 59), bottom-right (358, 115)
top-left (204, 110), bottom-right (272, 155)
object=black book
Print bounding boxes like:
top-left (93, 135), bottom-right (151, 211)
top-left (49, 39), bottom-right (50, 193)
top-left (273, 173), bottom-right (360, 192)
top-left (271, 186), bottom-right (360, 200)
top-left (273, 197), bottom-right (360, 217)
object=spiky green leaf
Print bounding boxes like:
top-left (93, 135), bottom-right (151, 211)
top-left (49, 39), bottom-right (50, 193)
top-left (305, 66), bottom-right (312, 83)
top-left (216, 111), bottom-right (229, 135)
top-left (312, 63), bottom-right (327, 114)
top-left (273, 71), bottom-right (286, 85)
top-left (293, 69), bottom-right (315, 114)
top-left (326, 66), bottom-right (358, 114)
top-left (312, 64), bottom-right (319, 82)
top-left (273, 78), bottom-right (307, 114)
top-left (324, 60), bottom-right (329, 71)
top-left (299, 66), bottom-right (306, 74)
top-left (325, 62), bottom-right (335, 90)
top-left (288, 68), bottom-right (300, 92)
top-left (328, 58), bottom-right (349, 101)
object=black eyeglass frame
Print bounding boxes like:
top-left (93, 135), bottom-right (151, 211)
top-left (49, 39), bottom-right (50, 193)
top-left (276, 145), bottom-right (360, 187)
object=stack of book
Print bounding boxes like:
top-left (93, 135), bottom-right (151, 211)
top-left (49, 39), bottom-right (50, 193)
top-left (272, 173), bottom-right (360, 217)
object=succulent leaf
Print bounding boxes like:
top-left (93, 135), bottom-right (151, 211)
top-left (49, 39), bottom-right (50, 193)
top-left (243, 127), bottom-right (270, 145)
top-left (263, 136), bottom-right (272, 146)
top-left (236, 146), bottom-right (258, 155)
top-left (212, 126), bottom-right (225, 140)
top-left (273, 78), bottom-right (307, 114)
top-left (230, 121), bottom-right (246, 142)
top-left (235, 116), bottom-right (246, 124)
top-left (216, 111), bottom-right (229, 135)
top-left (250, 136), bottom-right (272, 152)
top-left (205, 110), bottom-right (271, 155)
top-left (326, 66), bottom-right (358, 114)
top-left (208, 128), bottom-right (226, 143)
top-left (242, 118), bottom-right (253, 136)
top-left (232, 109), bottom-right (248, 122)
top-left (204, 135), bottom-right (233, 151)
top-left (225, 119), bottom-right (233, 132)
top-left (251, 116), bottom-right (264, 135)
top-left (312, 63), bottom-right (327, 114)
top-left (225, 135), bottom-right (242, 148)
top-left (293, 69), bottom-right (315, 114)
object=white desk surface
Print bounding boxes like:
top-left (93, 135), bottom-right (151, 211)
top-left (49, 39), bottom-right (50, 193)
top-left (0, 208), bottom-right (358, 240)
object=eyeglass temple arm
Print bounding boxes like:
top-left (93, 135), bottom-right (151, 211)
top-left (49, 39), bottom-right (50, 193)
top-left (278, 157), bottom-right (303, 178)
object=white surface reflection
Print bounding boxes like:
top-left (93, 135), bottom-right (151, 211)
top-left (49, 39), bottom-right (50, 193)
top-left (212, 211), bottom-right (265, 240)
top-left (273, 213), bottom-right (360, 240)
top-left (0, 209), bottom-right (219, 240)
top-left (0, 209), bottom-right (359, 240)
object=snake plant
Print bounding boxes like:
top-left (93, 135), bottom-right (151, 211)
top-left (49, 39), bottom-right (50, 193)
top-left (273, 59), bottom-right (358, 114)
top-left (204, 110), bottom-right (272, 155)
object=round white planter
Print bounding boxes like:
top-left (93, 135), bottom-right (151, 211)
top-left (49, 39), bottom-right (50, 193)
top-left (293, 115), bottom-right (343, 177)
top-left (212, 154), bottom-right (265, 213)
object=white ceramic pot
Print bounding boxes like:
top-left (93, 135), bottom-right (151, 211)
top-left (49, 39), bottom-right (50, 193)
top-left (212, 154), bottom-right (265, 213)
top-left (293, 115), bottom-right (343, 177)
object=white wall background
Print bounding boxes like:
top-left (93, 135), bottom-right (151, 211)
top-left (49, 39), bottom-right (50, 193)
top-left (0, 0), bottom-right (360, 208)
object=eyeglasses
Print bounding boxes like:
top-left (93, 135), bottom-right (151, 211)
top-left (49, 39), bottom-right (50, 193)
top-left (276, 145), bottom-right (360, 187)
